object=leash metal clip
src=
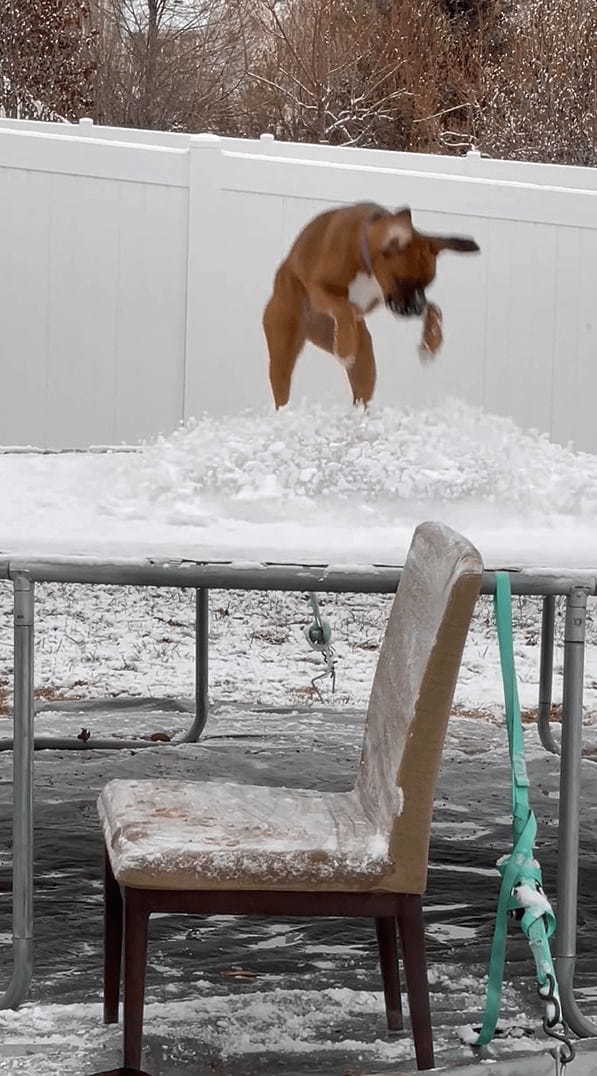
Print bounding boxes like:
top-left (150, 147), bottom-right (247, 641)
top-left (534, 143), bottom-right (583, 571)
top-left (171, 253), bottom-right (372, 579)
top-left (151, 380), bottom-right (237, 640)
top-left (305, 593), bottom-right (336, 699)
top-left (305, 593), bottom-right (332, 652)
top-left (537, 974), bottom-right (576, 1071)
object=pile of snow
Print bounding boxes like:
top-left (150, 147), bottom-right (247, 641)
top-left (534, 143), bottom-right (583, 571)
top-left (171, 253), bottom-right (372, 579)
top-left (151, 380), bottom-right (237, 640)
top-left (104, 398), bottom-right (597, 519)
top-left (1, 398), bottom-right (597, 565)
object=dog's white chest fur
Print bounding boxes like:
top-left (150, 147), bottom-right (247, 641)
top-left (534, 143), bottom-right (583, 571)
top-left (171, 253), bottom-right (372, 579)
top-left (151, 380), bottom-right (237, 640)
top-left (348, 271), bottom-right (384, 314)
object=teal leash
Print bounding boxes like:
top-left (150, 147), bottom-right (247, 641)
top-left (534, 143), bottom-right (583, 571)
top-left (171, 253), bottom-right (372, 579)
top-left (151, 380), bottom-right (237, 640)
top-left (475, 572), bottom-right (574, 1069)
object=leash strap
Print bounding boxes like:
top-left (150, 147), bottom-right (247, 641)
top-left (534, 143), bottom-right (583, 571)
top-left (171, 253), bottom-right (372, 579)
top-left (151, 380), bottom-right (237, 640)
top-left (476, 572), bottom-right (559, 1046)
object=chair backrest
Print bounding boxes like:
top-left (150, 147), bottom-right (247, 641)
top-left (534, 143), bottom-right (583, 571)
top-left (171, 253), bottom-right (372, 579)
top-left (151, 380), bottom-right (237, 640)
top-left (355, 521), bottom-right (483, 893)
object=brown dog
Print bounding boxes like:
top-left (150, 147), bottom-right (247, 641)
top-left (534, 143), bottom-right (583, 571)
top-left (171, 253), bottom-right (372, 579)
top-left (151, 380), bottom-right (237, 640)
top-left (263, 202), bottom-right (479, 408)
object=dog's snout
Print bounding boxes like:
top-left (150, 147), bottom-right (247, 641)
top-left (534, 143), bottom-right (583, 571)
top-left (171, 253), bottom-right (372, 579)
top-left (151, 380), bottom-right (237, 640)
top-left (387, 295), bottom-right (402, 316)
top-left (387, 295), bottom-right (410, 318)
top-left (387, 286), bottom-right (427, 318)
top-left (412, 288), bottom-right (426, 316)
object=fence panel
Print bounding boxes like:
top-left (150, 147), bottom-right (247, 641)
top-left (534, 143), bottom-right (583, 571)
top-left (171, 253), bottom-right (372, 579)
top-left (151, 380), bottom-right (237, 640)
top-left (0, 128), bottom-right (188, 447)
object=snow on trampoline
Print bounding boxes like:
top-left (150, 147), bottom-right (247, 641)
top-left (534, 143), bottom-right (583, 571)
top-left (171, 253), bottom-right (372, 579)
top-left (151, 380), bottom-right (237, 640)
top-left (1, 398), bottom-right (596, 567)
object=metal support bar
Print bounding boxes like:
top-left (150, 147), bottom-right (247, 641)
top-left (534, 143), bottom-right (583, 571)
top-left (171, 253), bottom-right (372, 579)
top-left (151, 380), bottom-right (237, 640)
top-left (538, 595), bottom-right (559, 755)
top-left (555, 587), bottom-right (597, 1036)
top-left (0, 696), bottom-right (193, 752)
top-left (183, 588), bottom-right (209, 742)
top-left (0, 573), bottom-right (34, 1009)
top-left (2, 557), bottom-right (595, 596)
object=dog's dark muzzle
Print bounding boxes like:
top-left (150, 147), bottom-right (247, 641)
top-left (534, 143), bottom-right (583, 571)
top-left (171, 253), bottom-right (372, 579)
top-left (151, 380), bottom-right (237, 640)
top-left (387, 288), bottom-right (427, 318)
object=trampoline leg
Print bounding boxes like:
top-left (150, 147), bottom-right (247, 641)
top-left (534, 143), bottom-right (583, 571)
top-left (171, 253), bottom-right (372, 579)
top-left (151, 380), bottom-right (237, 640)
top-left (538, 595), bottom-right (559, 754)
top-left (183, 588), bottom-right (209, 741)
top-left (555, 586), bottom-right (597, 1036)
top-left (0, 573), bottom-right (35, 1009)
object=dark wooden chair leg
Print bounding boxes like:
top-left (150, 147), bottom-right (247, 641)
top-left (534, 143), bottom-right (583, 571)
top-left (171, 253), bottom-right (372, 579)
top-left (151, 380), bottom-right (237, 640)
top-left (104, 848), bottom-right (123, 1024)
top-left (396, 895), bottom-right (434, 1071)
top-left (123, 889), bottom-right (149, 1071)
top-left (375, 916), bottom-right (403, 1031)
top-left (89, 1068), bottom-right (153, 1075)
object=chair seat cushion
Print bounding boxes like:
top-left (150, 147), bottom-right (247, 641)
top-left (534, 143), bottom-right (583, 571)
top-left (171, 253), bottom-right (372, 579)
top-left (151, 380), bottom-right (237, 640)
top-left (98, 779), bottom-right (399, 891)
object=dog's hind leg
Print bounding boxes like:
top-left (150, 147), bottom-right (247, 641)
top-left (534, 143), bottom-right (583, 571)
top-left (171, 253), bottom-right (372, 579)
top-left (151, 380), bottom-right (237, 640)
top-left (346, 320), bottom-right (376, 407)
top-left (263, 269), bottom-right (306, 409)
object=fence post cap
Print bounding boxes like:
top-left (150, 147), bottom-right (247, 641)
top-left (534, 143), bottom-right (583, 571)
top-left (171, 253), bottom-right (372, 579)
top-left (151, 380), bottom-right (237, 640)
top-left (189, 133), bottom-right (222, 149)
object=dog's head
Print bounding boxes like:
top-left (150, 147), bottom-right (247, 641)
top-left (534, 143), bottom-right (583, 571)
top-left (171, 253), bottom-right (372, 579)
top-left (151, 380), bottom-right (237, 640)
top-left (368, 208), bottom-right (479, 318)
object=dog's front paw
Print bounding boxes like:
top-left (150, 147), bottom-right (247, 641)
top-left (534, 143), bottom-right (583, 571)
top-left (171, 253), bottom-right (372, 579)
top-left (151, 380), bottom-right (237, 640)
top-left (418, 302), bottom-right (443, 361)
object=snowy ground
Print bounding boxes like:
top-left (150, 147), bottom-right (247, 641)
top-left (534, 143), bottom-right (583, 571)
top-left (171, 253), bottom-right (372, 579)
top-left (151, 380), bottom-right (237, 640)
top-left (1, 399), bottom-right (597, 1074)
top-left (3, 702), bottom-right (597, 1075)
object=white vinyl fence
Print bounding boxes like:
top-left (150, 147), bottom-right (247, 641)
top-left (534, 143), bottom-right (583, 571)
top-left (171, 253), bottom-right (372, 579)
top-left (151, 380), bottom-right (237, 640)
top-left (0, 117), bottom-right (595, 451)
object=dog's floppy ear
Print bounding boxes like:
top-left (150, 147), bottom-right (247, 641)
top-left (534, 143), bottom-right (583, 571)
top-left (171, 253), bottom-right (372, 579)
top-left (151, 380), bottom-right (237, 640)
top-left (377, 207), bottom-right (414, 251)
top-left (428, 235), bottom-right (480, 254)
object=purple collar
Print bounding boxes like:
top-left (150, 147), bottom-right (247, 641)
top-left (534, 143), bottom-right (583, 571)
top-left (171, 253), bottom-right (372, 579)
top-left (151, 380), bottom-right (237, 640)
top-left (359, 223), bottom-right (373, 274)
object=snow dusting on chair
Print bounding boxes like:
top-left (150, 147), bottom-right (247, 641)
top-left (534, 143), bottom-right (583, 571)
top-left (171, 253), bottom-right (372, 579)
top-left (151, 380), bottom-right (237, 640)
top-left (98, 522), bottom-right (482, 894)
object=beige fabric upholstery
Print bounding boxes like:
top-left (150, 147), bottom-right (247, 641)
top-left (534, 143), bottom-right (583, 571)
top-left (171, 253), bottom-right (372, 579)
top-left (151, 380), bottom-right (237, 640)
top-left (356, 522), bottom-right (482, 893)
top-left (98, 522), bottom-right (482, 893)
